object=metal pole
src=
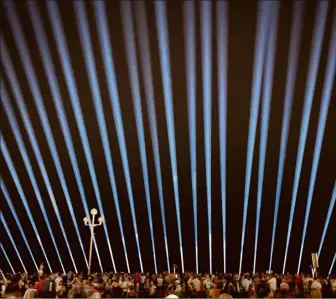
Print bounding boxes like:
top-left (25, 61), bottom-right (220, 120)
top-left (88, 213), bottom-right (95, 274)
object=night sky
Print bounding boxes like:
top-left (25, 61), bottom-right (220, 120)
top-left (1, 0), bottom-right (335, 275)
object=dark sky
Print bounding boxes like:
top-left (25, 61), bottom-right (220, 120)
top-left (1, 0), bottom-right (335, 275)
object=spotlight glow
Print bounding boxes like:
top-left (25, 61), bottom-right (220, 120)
top-left (28, 1), bottom-right (98, 270)
top-left (297, 16), bottom-right (336, 273)
top-left (74, 0), bottom-right (130, 272)
top-left (2, 40), bottom-right (75, 275)
top-left (1, 164), bottom-right (38, 271)
top-left (0, 214), bottom-right (27, 273)
top-left (155, 1), bottom-right (184, 272)
top-left (269, 1), bottom-right (305, 272)
top-left (184, 0), bottom-right (198, 273)
top-left (200, 0), bottom-right (213, 273)
top-left (1, 137), bottom-right (52, 272)
top-left (120, 1), bottom-right (158, 273)
top-left (253, 2), bottom-right (280, 275)
top-left (3, 2), bottom-right (81, 273)
top-left (92, 1), bottom-right (135, 273)
top-left (283, 1), bottom-right (329, 273)
top-left (46, 0), bottom-right (108, 273)
top-left (216, 0), bottom-right (229, 274)
top-left (92, 0), bottom-right (144, 272)
top-left (318, 182), bottom-right (336, 257)
top-left (329, 253), bottom-right (336, 275)
top-left (0, 243), bottom-right (15, 274)
top-left (239, 2), bottom-right (272, 275)
top-left (134, 0), bottom-right (170, 273)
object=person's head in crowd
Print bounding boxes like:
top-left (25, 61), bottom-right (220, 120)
top-left (90, 283), bottom-right (97, 292)
top-left (167, 284), bottom-right (176, 294)
top-left (222, 285), bottom-right (230, 295)
top-left (257, 285), bottom-right (272, 298)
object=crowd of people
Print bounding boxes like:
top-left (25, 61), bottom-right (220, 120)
top-left (1, 265), bottom-right (336, 298)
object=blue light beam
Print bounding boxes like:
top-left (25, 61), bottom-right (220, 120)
top-left (239, 2), bottom-right (272, 275)
top-left (1, 137), bottom-right (52, 272)
top-left (0, 214), bottom-right (27, 273)
top-left (297, 15), bottom-right (336, 274)
top-left (46, 0), bottom-right (108, 273)
top-left (74, 0), bottom-right (129, 272)
top-left (329, 253), bottom-right (336, 275)
top-left (1, 41), bottom-right (100, 271)
top-left (120, 1), bottom-right (157, 273)
top-left (1, 154), bottom-right (38, 272)
top-left (216, 0), bottom-right (229, 274)
top-left (74, 0), bottom-right (132, 273)
top-left (269, 1), bottom-right (305, 272)
top-left (155, 0), bottom-right (184, 273)
top-left (91, 0), bottom-right (144, 272)
top-left (134, 0), bottom-right (170, 273)
top-left (318, 182), bottom-right (336, 257)
top-left (253, 2), bottom-right (280, 275)
top-left (200, 0), bottom-right (213, 274)
top-left (184, 0), bottom-right (198, 274)
top-left (3, 2), bottom-right (80, 273)
top-left (30, 1), bottom-right (116, 270)
top-left (283, 1), bottom-right (329, 273)
top-left (3, 79), bottom-right (71, 274)
top-left (1, 243), bottom-right (15, 274)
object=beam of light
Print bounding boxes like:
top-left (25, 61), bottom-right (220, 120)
top-left (0, 243), bottom-right (15, 274)
top-left (91, 1), bottom-right (143, 273)
top-left (3, 34), bottom-right (78, 274)
top-left (134, 0), bottom-right (170, 273)
top-left (239, 2), bottom-right (272, 275)
top-left (67, 1), bottom-right (130, 273)
top-left (3, 80), bottom-right (71, 275)
top-left (297, 15), bottom-right (336, 274)
top-left (184, 0), bottom-right (198, 274)
top-left (318, 182), bottom-right (336, 257)
top-left (216, 0), bottom-right (229, 274)
top-left (253, 2), bottom-right (280, 275)
top-left (329, 253), bottom-right (336, 275)
top-left (120, 1), bottom-right (157, 273)
top-left (0, 214), bottom-right (27, 273)
top-left (1, 39), bottom-right (99, 273)
top-left (155, 0), bottom-right (184, 273)
top-left (200, 0), bottom-right (213, 273)
top-left (1, 137), bottom-right (52, 272)
top-left (1, 180), bottom-right (38, 271)
top-left (269, 1), bottom-right (305, 272)
top-left (28, 1), bottom-right (100, 271)
top-left (3, 2), bottom-right (79, 273)
top-left (282, 1), bottom-right (329, 274)
top-left (46, 0), bottom-right (108, 273)
top-left (74, 0), bottom-right (130, 273)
